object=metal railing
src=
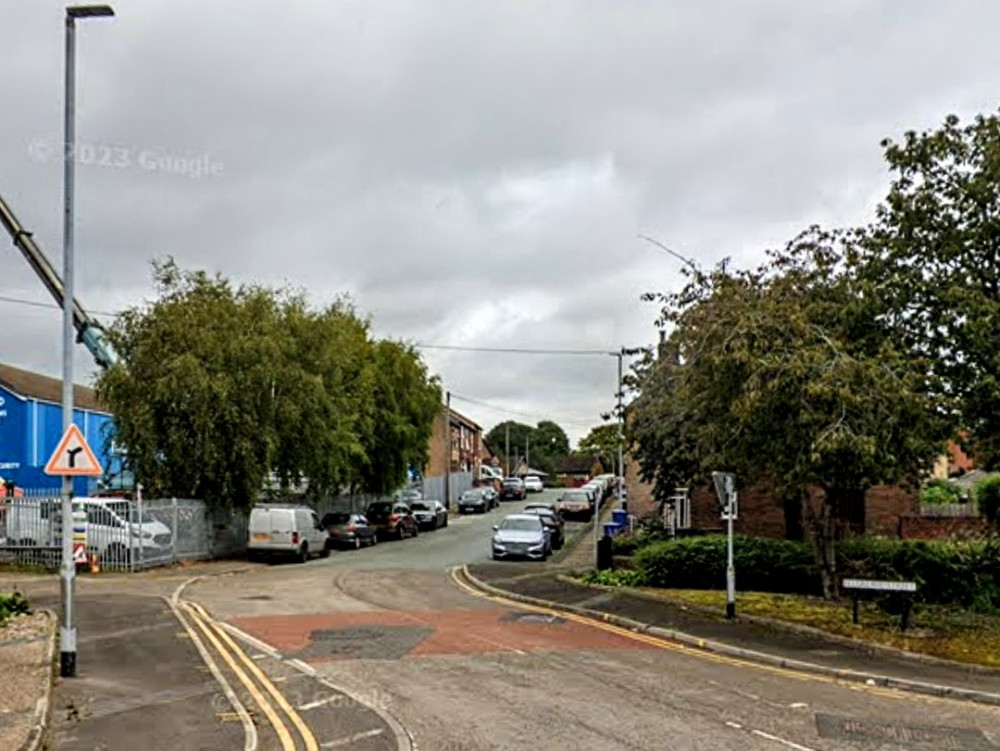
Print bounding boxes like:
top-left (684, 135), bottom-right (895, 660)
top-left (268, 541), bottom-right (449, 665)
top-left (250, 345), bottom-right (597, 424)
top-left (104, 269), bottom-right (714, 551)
top-left (0, 495), bottom-right (243, 571)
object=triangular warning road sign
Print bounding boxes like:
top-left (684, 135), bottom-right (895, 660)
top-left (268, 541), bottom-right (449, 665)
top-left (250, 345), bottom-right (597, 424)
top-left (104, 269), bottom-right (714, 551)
top-left (44, 424), bottom-right (103, 477)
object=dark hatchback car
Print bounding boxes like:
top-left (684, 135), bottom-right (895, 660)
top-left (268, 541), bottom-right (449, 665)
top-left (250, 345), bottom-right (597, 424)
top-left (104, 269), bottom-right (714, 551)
top-left (322, 512), bottom-right (378, 549)
top-left (522, 507), bottom-right (564, 549)
top-left (409, 500), bottom-right (448, 530)
top-left (500, 477), bottom-right (526, 501)
top-left (365, 501), bottom-right (420, 540)
top-left (458, 489), bottom-right (490, 514)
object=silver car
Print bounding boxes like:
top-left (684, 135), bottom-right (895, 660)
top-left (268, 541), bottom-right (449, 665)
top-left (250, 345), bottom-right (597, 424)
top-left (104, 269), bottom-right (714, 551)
top-left (491, 514), bottom-right (551, 561)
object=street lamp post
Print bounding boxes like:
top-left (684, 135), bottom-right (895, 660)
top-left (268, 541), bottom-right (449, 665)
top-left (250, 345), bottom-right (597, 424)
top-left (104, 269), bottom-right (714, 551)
top-left (61, 3), bottom-right (114, 679)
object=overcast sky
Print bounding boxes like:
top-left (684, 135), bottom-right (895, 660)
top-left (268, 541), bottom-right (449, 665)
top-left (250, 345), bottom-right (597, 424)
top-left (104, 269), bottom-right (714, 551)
top-left (2, 1), bottom-right (999, 445)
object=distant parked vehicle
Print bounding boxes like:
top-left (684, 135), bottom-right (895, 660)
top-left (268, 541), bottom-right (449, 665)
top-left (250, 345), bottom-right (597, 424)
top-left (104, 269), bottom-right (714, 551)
top-left (522, 507), bottom-right (564, 549)
top-left (458, 489), bottom-right (490, 514)
top-left (523, 476), bottom-right (544, 493)
top-left (410, 500), bottom-right (448, 530)
top-left (557, 490), bottom-right (594, 521)
top-left (477, 484), bottom-right (500, 509)
top-left (366, 501), bottom-right (419, 540)
top-left (524, 501), bottom-right (562, 520)
top-left (500, 477), bottom-right (526, 501)
top-left (248, 504), bottom-right (329, 563)
top-left (322, 512), bottom-right (378, 549)
top-left (491, 514), bottom-right (551, 561)
top-left (394, 488), bottom-right (423, 504)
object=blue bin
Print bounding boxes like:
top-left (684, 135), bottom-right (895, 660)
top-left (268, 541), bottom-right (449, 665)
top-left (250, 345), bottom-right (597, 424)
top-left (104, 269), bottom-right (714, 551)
top-left (603, 522), bottom-right (618, 538)
top-left (612, 510), bottom-right (629, 527)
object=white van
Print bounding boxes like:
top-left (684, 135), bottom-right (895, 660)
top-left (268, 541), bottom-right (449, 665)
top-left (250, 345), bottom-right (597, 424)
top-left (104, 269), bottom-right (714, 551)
top-left (247, 504), bottom-right (329, 563)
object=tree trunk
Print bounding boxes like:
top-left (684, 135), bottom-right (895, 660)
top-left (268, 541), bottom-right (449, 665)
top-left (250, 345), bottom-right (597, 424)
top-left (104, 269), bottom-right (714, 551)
top-left (800, 486), bottom-right (840, 600)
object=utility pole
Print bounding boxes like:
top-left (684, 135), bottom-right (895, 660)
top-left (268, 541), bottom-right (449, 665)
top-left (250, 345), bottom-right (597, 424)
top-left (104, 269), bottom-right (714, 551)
top-left (444, 391), bottom-right (451, 511)
top-left (525, 435), bottom-right (530, 472)
top-left (505, 423), bottom-right (510, 477)
top-left (60, 4), bottom-right (114, 680)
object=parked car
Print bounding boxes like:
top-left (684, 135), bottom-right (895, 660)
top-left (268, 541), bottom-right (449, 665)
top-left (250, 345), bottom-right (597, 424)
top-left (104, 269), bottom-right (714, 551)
top-left (410, 500), bottom-right (448, 530)
top-left (366, 501), bottom-right (419, 540)
top-left (580, 482), bottom-right (602, 507)
top-left (477, 484), bottom-right (500, 509)
top-left (322, 511), bottom-right (378, 549)
top-left (491, 514), bottom-right (551, 561)
top-left (500, 477), bottom-right (527, 501)
top-left (394, 488), bottom-right (423, 504)
top-left (557, 490), bottom-right (594, 521)
top-left (524, 501), bottom-right (562, 520)
top-left (458, 489), bottom-right (490, 514)
top-left (521, 507), bottom-right (564, 549)
top-left (248, 504), bottom-right (329, 563)
top-left (523, 475), bottom-right (544, 493)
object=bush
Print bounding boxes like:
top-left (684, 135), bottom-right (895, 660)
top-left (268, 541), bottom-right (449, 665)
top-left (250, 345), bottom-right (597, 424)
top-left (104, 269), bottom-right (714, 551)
top-left (634, 535), bottom-right (819, 595)
top-left (975, 476), bottom-right (1000, 525)
top-left (920, 479), bottom-right (963, 505)
top-left (632, 535), bottom-right (1000, 612)
top-left (0, 591), bottom-right (30, 625)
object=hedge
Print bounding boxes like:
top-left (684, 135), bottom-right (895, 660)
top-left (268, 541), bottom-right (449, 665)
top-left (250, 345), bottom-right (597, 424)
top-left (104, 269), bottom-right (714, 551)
top-left (632, 535), bottom-right (1000, 611)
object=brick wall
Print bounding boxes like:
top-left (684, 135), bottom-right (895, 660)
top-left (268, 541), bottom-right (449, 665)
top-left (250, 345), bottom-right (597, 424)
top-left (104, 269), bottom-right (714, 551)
top-left (864, 485), bottom-right (918, 536)
top-left (623, 454), bottom-right (657, 518)
top-left (899, 516), bottom-right (990, 539)
top-left (690, 483), bottom-right (786, 538)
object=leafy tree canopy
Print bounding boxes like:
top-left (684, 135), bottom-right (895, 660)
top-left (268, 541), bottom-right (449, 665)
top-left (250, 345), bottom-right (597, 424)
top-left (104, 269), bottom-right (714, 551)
top-left (97, 260), bottom-right (441, 509)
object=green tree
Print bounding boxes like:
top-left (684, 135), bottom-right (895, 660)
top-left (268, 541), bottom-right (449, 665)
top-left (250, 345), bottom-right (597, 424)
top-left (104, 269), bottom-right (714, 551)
top-left (857, 112), bottom-right (1000, 465)
top-left (578, 423), bottom-right (619, 470)
top-left (630, 231), bottom-right (945, 598)
top-left (355, 339), bottom-right (442, 495)
top-left (97, 260), bottom-right (440, 509)
top-left (485, 421), bottom-right (534, 465)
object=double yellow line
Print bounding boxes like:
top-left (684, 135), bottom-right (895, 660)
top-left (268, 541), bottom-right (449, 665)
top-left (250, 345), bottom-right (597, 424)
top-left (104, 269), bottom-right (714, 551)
top-left (178, 599), bottom-right (319, 751)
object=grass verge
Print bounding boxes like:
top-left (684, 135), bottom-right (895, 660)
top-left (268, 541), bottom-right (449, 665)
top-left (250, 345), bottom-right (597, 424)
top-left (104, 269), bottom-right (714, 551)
top-left (627, 587), bottom-right (1000, 669)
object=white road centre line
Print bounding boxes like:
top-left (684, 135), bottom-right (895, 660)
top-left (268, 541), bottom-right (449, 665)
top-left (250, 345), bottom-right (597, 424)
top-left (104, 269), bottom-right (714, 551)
top-left (298, 696), bottom-right (336, 711)
top-left (750, 728), bottom-right (819, 751)
top-left (322, 729), bottom-right (386, 748)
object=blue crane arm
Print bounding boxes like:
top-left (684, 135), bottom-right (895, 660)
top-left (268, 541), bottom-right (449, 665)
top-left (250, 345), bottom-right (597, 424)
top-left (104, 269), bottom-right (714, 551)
top-left (0, 188), bottom-right (119, 369)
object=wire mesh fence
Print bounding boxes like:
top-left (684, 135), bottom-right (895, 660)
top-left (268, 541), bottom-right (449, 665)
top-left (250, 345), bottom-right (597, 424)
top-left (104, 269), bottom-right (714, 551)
top-left (0, 495), bottom-right (247, 572)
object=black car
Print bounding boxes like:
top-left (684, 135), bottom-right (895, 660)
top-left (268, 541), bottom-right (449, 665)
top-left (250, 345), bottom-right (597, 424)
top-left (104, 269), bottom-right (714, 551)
top-left (409, 500), bottom-right (448, 530)
top-left (500, 477), bottom-right (526, 501)
top-left (458, 489), bottom-right (490, 514)
top-left (522, 507), bottom-right (564, 549)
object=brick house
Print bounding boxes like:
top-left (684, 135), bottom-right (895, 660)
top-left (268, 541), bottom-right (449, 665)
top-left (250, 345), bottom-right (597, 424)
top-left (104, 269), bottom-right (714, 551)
top-left (622, 451), bottom-right (944, 540)
top-left (552, 455), bottom-right (603, 488)
top-left (425, 406), bottom-right (483, 479)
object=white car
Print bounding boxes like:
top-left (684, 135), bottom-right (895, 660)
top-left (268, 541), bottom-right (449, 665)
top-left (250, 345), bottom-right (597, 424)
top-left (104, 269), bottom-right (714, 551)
top-left (247, 504), bottom-right (329, 563)
top-left (523, 476), bottom-right (544, 493)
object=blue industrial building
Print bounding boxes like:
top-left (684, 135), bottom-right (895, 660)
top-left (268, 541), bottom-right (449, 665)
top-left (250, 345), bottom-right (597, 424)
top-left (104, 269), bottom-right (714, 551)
top-left (0, 363), bottom-right (118, 495)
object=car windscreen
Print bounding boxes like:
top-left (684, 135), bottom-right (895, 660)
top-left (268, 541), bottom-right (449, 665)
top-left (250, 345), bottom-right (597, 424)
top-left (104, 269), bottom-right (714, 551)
top-left (461, 491), bottom-right (482, 499)
top-left (409, 502), bottom-right (429, 511)
top-left (500, 518), bottom-right (541, 531)
top-left (503, 480), bottom-right (521, 487)
top-left (324, 512), bottom-right (351, 525)
top-left (367, 504), bottom-right (391, 519)
top-left (563, 493), bottom-right (590, 502)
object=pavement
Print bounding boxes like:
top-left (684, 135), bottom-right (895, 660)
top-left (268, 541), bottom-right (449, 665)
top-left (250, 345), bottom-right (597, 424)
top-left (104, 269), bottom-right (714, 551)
top-left (462, 560), bottom-right (1000, 705)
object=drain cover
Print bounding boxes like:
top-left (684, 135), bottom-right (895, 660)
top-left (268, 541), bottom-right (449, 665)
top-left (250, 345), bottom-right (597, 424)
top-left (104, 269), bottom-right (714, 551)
top-left (503, 612), bottom-right (566, 625)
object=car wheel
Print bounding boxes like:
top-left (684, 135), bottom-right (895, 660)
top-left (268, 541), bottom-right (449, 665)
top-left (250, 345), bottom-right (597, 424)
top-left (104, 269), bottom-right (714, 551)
top-left (398, 526), bottom-right (406, 540)
top-left (412, 524), bottom-right (419, 537)
top-left (442, 516), bottom-right (448, 528)
top-left (431, 518), bottom-right (438, 531)
top-left (370, 534), bottom-right (378, 546)
top-left (298, 544), bottom-right (309, 563)
top-left (353, 536), bottom-right (361, 550)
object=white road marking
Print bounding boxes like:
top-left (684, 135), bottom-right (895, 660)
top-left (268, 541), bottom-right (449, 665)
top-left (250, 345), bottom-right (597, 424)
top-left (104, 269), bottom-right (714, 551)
top-left (789, 702), bottom-right (808, 709)
top-left (298, 696), bottom-right (336, 711)
top-left (289, 658), bottom-right (317, 676)
top-left (322, 729), bottom-right (386, 747)
top-left (726, 721), bottom-right (743, 729)
top-left (750, 729), bottom-right (818, 751)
